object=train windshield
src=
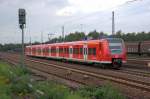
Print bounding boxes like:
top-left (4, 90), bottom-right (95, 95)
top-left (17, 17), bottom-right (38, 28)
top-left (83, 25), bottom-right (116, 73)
top-left (107, 38), bottom-right (123, 54)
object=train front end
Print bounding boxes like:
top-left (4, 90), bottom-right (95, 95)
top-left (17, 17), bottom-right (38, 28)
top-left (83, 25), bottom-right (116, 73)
top-left (107, 38), bottom-right (126, 68)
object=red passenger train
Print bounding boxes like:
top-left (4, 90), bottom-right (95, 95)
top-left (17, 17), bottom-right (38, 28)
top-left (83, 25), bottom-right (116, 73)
top-left (25, 38), bottom-right (127, 69)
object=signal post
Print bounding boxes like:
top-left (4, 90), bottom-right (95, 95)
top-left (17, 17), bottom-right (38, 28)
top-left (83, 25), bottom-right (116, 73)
top-left (18, 8), bottom-right (26, 67)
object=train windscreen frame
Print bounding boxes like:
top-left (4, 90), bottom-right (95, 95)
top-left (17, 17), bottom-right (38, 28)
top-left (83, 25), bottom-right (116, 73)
top-left (107, 38), bottom-right (123, 54)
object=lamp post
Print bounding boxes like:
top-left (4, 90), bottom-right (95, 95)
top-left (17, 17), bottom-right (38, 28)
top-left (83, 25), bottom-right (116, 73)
top-left (112, 11), bottom-right (115, 35)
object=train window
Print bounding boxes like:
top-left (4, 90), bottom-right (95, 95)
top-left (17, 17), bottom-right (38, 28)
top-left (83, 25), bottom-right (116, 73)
top-left (53, 48), bottom-right (54, 53)
top-left (77, 48), bottom-right (79, 54)
top-left (76, 48), bottom-right (77, 54)
top-left (75, 48), bottom-right (77, 54)
top-left (93, 48), bottom-right (96, 55)
top-left (80, 48), bottom-right (83, 54)
top-left (86, 48), bottom-right (87, 55)
top-left (73, 48), bottom-right (79, 54)
top-left (66, 48), bottom-right (67, 53)
top-left (88, 48), bottom-right (91, 55)
top-left (59, 48), bottom-right (63, 53)
top-left (43, 48), bottom-right (45, 53)
top-left (74, 48), bottom-right (76, 54)
top-left (64, 48), bottom-right (67, 54)
top-left (107, 38), bottom-right (123, 54)
top-left (59, 48), bottom-right (61, 53)
top-left (73, 48), bottom-right (76, 54)
top-left (51, 48), bottom-right (53, 53)
top-left (66, 48), bottom-right (69, 54)
top-left (54, 48), bottom-right (56, 53)
top-left (40, 48), bottom-right (43, 53)
top-left (65, 48), bottom-right (68, 54)
top-left (84, 48), bottom-right (87, 55)
top-left (38, 48), bottom-right (41, 54)
top-left (46, 48), bottom-right (49, 53)
top-left (51, 48), bottom-right (56, 53)
top-left (62, 48), bottom-right (64, 53)
top-left (56, 48), bottom-right (59, 53)
top-left (88, 48), bottom-right (96, 56)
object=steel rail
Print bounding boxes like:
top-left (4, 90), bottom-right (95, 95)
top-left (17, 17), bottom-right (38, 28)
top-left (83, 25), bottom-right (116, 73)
top-left (1, 54), bottom-right (150, 92)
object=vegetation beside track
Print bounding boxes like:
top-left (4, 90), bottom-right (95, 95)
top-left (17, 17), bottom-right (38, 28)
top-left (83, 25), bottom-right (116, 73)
top-left (0, 60), bottom-right (125, 99)
top-left (0, 31), bottom-right (150, 52)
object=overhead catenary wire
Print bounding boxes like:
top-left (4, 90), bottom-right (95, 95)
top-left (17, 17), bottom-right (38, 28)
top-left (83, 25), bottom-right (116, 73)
top-left (38, 0), bottom-right (145, 42)
top-left (47, 0), bottom-right (144, 30)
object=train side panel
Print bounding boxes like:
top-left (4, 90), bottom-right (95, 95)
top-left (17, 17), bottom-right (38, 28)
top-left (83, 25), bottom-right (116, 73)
top-left (25, 38), bottom-right (126, 68)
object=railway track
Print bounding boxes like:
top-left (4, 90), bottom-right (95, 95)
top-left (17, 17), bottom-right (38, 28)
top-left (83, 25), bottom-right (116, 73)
top-left (1, 52), bottom-right (150, 98)
top-left (1, 54), bottom-right (85, 88)
top-left (28, 56), bottom-right (150, 78)
top-left (125, 58), bottom-right (150, 70)
top-left (27, 56), bottom-right (150, 79)
top-left (118, 68), bottom-right (150, 78)
top-left (3, 53), bottom-right (150, 82)
top-left (128, 56), bottom-right (150, 60)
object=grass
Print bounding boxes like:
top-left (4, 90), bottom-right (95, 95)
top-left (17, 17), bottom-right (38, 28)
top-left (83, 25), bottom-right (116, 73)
top-left (0, 61), bottom-right (33, 98)
top-left (0, 61), bottom-right (126, 99)
top-left (0, 62), bottom-right (13, 99)
top-left (33, 81), bottom-right (69, 99)
top-left (77, 84), bottom-right (126, 99)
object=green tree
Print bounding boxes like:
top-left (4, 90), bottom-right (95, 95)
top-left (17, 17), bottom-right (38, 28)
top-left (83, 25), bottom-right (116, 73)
top-left (65, 32), bottom-right (86, 42)
top-left (88, 30), bottom-right (99, 39)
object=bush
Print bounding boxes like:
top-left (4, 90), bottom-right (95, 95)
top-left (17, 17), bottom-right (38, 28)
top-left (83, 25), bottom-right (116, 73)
top-left (0, 61), bottom-right (125, 99)
top-left (0, 61), bottom-right (33, 95)
top-left (0, 62), bottom-right (14, 81)
top-left (12, 66), bottom-right (31, 76)
top-left (77, 84), bottom-right (125, 99)
top-left (94, 84), bottom-right (125, 99)
top-left (0, 94), bottom-right (11, 99)
top-left (0, 61), bottom-right (30, 82)
top-left (77, 86), bottom-right (97, 98)
top-left (66, 94), bottom-right (88, 99)
top-left (34, 81), bottom-right (69, 99)
top-left (10, 74), bottom-right (33, 95)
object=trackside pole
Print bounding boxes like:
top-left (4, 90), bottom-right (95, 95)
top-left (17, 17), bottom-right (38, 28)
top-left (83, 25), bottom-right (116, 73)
top-left (18, 8), bottom-right (26, 67)
top-left (21, 24), bottom-right (25, 67)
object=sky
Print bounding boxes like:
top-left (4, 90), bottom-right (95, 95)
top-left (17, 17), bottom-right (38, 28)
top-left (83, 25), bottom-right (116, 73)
top-left (0, 0), bottom-right (150, 44)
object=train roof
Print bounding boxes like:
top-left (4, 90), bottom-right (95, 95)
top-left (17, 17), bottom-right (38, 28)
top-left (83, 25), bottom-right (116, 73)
top-left (26, 38), bottom-right (121, 47)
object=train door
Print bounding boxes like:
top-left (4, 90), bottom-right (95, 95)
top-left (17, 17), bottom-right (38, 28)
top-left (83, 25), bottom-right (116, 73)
top-left (49, 46), bottom-right (51, 57)
top-left (83, 44), bottom-right (88, 61)
top-left (69, 46), bottom-right (73, 59)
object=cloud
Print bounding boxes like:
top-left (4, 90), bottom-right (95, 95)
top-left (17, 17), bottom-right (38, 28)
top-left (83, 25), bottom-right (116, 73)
top-left (56, 6), bottom-right (78, 16)
top-left (56, 0), bottom-right (131, 16)
top-left (0, 0), bottom-right (149, 44)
